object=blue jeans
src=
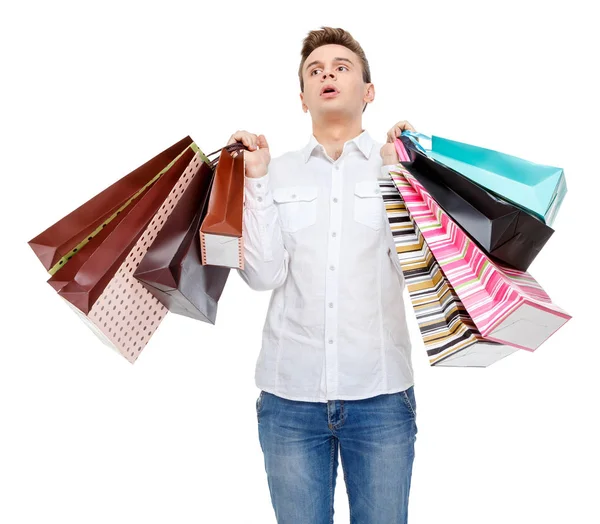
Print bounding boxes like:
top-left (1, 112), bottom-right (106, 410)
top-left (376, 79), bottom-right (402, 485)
top-left (256, 386), bottom-right (418, 524)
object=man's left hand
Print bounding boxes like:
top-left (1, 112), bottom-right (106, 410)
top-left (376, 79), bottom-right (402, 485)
top-left (380, 120), bottom-right (416, 165)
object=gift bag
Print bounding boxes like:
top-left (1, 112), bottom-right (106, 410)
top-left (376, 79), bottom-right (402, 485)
top-left (401, 131), bottom-right (567, 227)
top-left (58, 145), bottom-right (198, 313)
top-left (389, 163), bottom-right (571, 351)
top-left (199, 144), bottom-right (245, 269)
top-left (28, 136), bottom-right (195, 273)
top-left (134, 156), bottom-right (230, 323)
top-left (380, 175), bottom-right (518, 367)
top-left (393, 137), bottom-right (554, 271)
top-left (47, 182), bottom-right (154, 291)
top-left (29, 137), bottom-right (208, 363)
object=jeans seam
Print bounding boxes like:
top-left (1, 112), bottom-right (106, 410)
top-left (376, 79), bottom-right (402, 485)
top-left (329, 437), bottom-right (335, 524)
top-left (340, 445), bottom-right (353, 523)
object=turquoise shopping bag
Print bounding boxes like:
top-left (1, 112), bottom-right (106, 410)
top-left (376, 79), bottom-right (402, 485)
top-left (401, 131), bottom-right (567, 226)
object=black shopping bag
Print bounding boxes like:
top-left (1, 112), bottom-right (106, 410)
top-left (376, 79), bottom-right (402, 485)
top-left (397, 136), bottom-right (554, 271)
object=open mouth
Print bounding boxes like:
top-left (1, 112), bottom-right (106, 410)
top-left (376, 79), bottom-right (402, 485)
top-left (321, 88), bottom-right (339, 97)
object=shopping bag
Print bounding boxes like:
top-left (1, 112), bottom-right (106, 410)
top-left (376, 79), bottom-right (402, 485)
top-left (61, 148), bottom-right (205, 363)
top-left (400, 131), bottom-right (567, 226)
top-left (28, 136), bottom-right (195, 273)
top-left (47, 183), bottom-right (154, 291)
top-left (393, 136), bottom-right (554, 271)
top-left (199, 144), bottom-right (245, 269)
top-left (31, 137), bottom-right (209, 363)
top-left (134, 158), bottom-right (230, 323)
top-left (389, 163), bottom-right (571, 351)
top-left (58, 145), bottom-right (198, 314)
top-left (380, 175), bottom-right (518, 367)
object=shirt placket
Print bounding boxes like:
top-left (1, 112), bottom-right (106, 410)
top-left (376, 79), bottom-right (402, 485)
top-left (325, 159), bottom-right (343, 397)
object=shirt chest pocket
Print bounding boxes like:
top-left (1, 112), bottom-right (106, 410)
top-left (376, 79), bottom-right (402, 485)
top-left (354, 180), bottom-right (384, 231)
top-left (273, 185), bottom-right (318, 233)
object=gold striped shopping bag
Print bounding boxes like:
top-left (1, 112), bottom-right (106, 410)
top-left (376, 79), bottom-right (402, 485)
top-left (380, 175), bottom-right (518, 367)
top-left (388, 163), bottom-right (571, 352)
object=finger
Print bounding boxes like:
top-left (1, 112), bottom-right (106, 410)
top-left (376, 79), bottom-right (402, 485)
top-left (228, 130), bottom-right (247, 146)
top-left (397, 121), bottom-right (416, 133)
top-left (257, 134), bottom-right (269, 150)
top-left (241, 132), bottom-right (258, 150)
top-left (239, 135), bottom-right (254, 150)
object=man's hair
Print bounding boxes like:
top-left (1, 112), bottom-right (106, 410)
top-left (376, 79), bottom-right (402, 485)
top-left (298, 26), bottom-right (371, 113)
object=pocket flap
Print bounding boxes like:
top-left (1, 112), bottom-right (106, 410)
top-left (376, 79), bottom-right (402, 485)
top-left (354, 180), bottom-right (382, 198)
top-left (273, 186), bottom-right (318, 203)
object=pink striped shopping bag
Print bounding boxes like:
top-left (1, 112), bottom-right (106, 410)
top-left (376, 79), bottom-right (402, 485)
top-left (389, 164), bottom-right (571, 351)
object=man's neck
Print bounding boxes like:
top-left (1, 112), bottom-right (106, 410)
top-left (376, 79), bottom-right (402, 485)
top-left (312, 118), bottom-right (364, 161)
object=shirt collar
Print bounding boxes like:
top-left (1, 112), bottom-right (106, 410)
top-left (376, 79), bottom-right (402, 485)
top-left (301, 129), bottom-right (374, 163)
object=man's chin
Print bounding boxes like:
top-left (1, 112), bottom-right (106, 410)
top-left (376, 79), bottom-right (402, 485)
top-left (314, 104), bottom-right (353, 117)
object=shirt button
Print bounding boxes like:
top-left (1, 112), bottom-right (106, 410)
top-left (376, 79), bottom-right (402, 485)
top-left (328, 302), bottom-right (334, 308)
top-left (335, 165), bottom-right (340, 170)
top-left (257, 196), bottom-right (263, 202)
top-left (328, 339), bottom-right (334, 344)
top-left (329, 265), bottom-right (335, 271)
top-left (291, 194), bottom-right (297, 199)
top-left (333, 197), bottom-right (338, 203)
top-left (257, 183), bottom-right (262, 188)
top-left (331, 232), bottom-right (337, 237)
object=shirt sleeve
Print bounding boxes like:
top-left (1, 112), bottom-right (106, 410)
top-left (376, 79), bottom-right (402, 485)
top-left (236, 171), bottom-right (289, 291)
top-left (380, 163), bottom-right (402, 178)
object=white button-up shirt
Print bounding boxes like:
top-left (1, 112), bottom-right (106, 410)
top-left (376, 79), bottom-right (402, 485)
top-left (237, 129), bottom-right (414, 402)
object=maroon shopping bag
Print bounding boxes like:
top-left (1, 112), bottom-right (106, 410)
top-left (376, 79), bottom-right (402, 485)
top-left (28, 136), bottom-right (194, 273)
top-left (58, 146), bottom-right (197, 313)
top-left (134, 160), bottom-right (230, 323)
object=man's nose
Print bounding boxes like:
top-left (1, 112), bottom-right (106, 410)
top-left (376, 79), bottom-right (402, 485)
top-left (322, 71), bottom-right (336, 79)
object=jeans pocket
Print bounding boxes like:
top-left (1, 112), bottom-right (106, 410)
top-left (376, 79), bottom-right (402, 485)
top-left (256, 390), bottom-right (265, 422)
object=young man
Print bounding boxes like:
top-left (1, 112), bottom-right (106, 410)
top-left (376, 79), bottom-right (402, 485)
top-left (229, 26), bottom-right (417, 524)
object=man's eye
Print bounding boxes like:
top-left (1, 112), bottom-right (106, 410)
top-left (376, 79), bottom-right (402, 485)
top-left (310, 66), bottom-right (348, 75)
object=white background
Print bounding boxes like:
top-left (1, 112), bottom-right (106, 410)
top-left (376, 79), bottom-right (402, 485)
top-left (1, 1), bottom-right (598, 523)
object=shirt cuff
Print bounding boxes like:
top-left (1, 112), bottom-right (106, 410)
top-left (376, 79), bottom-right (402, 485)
top-left (380, 163), bottom-right (402, 177)
top-left (244, 172), bottom-right (274, 210)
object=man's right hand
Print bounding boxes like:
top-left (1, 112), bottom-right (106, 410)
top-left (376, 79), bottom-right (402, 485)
top-left (227, 130), bottom-right (270, 179)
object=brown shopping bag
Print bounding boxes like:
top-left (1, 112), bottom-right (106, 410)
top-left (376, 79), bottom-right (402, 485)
top-left (29, 137), bottom-right (209, 363)
top-left (58, 146), bottom-right (197, 313)
top-left (199, 143), bottom-right (246, 269)
top-left (47, 183), bottom-right (154, 292)
top-left (28, 136), bottom-right (194, 273)
top-left (134, 158), bottom-right (231, 323)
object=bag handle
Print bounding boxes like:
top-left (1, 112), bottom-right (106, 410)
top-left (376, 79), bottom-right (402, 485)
top-left (204, 142), bottom-right (250, 169)
top-left (400, 130), bottom-right (430, 154)
top-left (393, 137), bottom-right (411, 162)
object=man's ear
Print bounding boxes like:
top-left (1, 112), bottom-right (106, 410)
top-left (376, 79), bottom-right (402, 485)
top-left (364, 83), bottom-right (375, 105)
top-left (300, 92), bottom-right (308, 113)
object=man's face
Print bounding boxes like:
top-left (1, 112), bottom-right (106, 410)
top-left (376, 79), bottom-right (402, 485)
top-left (300, 44), bottom-right (374, 118)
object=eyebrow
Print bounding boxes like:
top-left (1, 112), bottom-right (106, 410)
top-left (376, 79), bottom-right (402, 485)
top-left (304, 57), bottom-right (354, 72)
